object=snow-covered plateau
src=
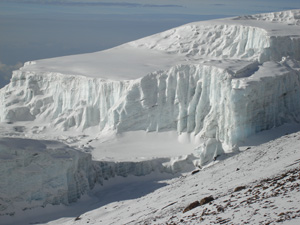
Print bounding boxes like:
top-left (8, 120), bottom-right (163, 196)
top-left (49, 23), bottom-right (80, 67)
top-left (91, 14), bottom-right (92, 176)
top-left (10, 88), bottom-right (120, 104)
top-left (1, 9), bottom-right (300, 225)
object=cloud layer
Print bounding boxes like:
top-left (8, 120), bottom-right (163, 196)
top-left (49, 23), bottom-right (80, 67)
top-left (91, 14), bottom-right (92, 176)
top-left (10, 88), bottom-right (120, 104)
top-left (1, 0), bottom-right (182, 8)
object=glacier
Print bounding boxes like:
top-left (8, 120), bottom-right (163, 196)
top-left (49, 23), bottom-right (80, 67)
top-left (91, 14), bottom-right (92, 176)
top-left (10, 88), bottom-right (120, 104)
top-left (0, 136), bottom-right (197, 216)
top-left (0, 138), bottom-right (95, 215)
top-left (1, 21), bottom-right (300, 149)
top-left (1, 9), bottom-right (300, 217)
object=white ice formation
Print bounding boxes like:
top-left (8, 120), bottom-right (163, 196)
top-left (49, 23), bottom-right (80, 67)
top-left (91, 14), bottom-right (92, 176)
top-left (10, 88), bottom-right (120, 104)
top-left (1, 10), bottom-right (300, 215)
top-left (0, 136), bottom-right (197, 216)
top-left (1, 10), bottom-right (300, 151)
top-left (0, 138), bottom-right (95, 215)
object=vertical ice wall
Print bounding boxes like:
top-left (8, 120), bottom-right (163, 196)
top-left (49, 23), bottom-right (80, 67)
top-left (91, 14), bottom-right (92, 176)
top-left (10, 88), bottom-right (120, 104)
top-left (0, 71), bottom-right (130, 131)
top-left (230, 61), bottom-right (300, 143)
top-left (0, 138), bottom-right (95, 215)
top-left (113, 62), bottom-right (300, 148)
top-left (1, 13), bottom-right (300, 152)
top-left (0, 65), bottom-right (235, 146)
top-left (2, 60), bottom-right (299, 151)
top-left (0, 137), bottom-right (196, 216)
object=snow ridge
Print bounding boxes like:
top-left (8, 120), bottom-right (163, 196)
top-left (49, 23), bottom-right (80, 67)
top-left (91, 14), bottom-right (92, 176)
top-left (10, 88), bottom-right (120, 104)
top-left (130, 25), bottom-right (270, 62)
top-left (235, 9), bottom-right (300, 25)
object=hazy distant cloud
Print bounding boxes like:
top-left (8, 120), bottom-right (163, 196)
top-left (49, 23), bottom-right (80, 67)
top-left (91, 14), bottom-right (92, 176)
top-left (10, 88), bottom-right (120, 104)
top-left (0, 61), bottom-right (22, 82)
top-left (66, 2), bottom-right (183, 8)
top-left (212, 4), bottom-right (226, 6)
top-left (1, 0), bottom-right (182, 8)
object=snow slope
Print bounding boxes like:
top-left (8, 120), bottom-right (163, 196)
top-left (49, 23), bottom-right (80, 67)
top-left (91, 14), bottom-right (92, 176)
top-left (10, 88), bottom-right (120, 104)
top-left (2, 127), bottom-right (300, 225)
top-left (82, 130), bottom-right (299, 225)
top-left (1, 9), bottom-right (300, 223)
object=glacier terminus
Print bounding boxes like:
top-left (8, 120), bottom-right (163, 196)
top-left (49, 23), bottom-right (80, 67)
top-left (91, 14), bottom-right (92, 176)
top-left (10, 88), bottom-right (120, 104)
top-left (1, 9), bottom-right (300, 223)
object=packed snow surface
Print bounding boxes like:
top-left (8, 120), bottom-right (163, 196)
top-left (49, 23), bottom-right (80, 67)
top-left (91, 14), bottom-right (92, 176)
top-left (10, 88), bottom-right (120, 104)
top-left (1, 9), bottom-right (300, 223)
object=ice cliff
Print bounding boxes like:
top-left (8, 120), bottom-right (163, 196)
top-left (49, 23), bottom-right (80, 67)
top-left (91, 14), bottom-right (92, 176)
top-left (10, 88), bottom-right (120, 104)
top-left (1, 10), bottom-right (300, 150)
top-left (0, 138), bottom-right (95, 215)
top-left (1, 9), bottom-right (300, 216)
top-left (0, 137), bottom-right (196, 216)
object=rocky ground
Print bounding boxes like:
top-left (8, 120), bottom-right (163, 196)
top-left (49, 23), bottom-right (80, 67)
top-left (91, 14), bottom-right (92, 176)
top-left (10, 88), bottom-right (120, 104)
top-left (165, 166), bottom-right (300, 225)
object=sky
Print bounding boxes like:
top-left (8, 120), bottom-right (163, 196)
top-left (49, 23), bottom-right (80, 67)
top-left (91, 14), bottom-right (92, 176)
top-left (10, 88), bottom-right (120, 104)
top-left (0, 0), bottom-right (300, 88)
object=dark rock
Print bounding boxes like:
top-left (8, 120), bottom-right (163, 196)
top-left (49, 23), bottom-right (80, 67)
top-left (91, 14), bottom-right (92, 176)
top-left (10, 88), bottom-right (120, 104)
top-left (191, 170), bottom-right (200, 175)
top-left (213, 155), bottom-right (220, 161)
top-left (287, 177), bottom-right (296, 182)
top-left (217, 205), bottom-right (225, 212)
top-left (183, 201), bottom-right (200, 213)
top-left (217, 218), bottom-right (231, 224)
top-left (75, 216), bottom-right (81, 221)
top-left (253, 184), bottom-right (262, 189)
top-left (234, 186), bottom-right (246, 192)
top-left (199, 196), bottom-right (214, 206)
